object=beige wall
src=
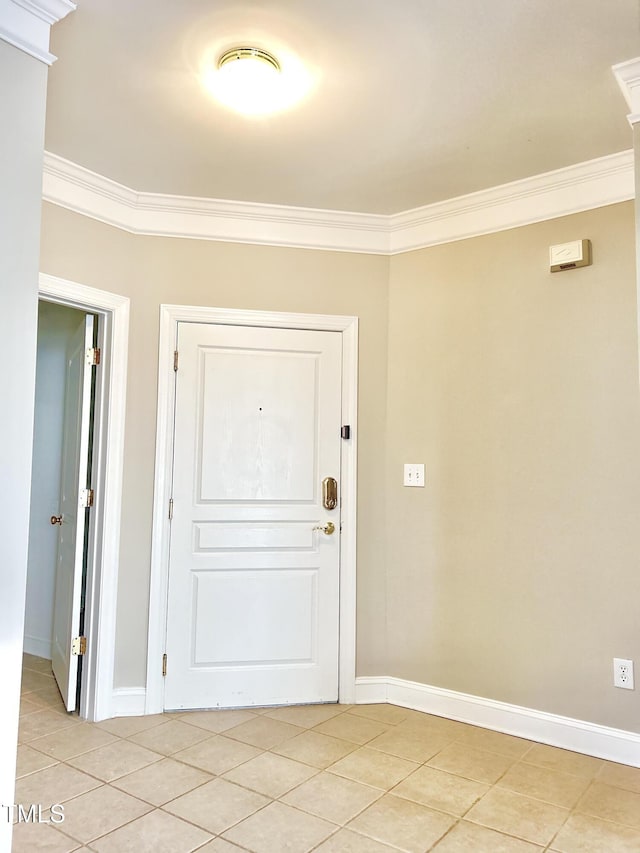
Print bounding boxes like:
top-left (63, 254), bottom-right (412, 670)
top-left (39, 199), bottom-right (640, 733)
top-left (386, 201), bottom-right (640, 731)
top-left (39, 203), bottom-right (390, 687)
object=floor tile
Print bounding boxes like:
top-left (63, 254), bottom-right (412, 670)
top-left (164, 777), bottom-right (269, 835)
top-left (398, 713), bottom-right (469, 738)
top-left (284, 771), bottom-right (382, 824)
top-left (14, 763), bottom-right (101, 807)
top-left (427, 742), bottom-right (515, 784)
top-left (432, 820), bottom-right (545, 851)
top-left (15, 745), bottom-right (58, 778)
top-left (262, 704), bottom-right (345, 728)
top-left (222, 800), bottom-right (336, 853)
top-left (20, 696), bottom-right (43, 717)
top-left (575, 780), bottom-right (640, 829)
top-left (89, 807), bottom-right (212, 852)
top-left (25, 687), bottom-right (67, 710)
top-left (272, 730), bottom-right (358, 769)
top-left (348, 704), bottom-right (411, 725)
top-left (222, 751), bottom-right (317, 797)
top-left (224, 715), bottom-right (304, 749)
top-left (29, 723), bottom-right (118, 760)
top-left (177, 708), bottom-right (257, 733)
top-left (465, 787), bottom-right (569, 846)
top-left (14, 659), bottom-right (640, 853)
top-left (367, 727), bottom-right (453, 762)
top-left (20, 669), bottom-right (57, 694)
top-left (18, 709), bottom-right (79, 743)
top-left (523, 744), bottom-right (603, 778)
top-left (313, 827), bottom-right (398, 851)
top-left (346, 793), bottom-right (455, 852)
top-left (195, 840), bottom-right (247, 853)
top-left (54, 784), bottom-right (151, 844)
top-left (393, 765), bottom-right (489, 816)
top-left (66, 738), bottom-right (162, 781)
top-left (22, 654), bottom-right (55, 674)
top-left (549, 813), bottom-right (640, 852)
top-left (95, 714), bottom-right (168, 738)
top-left (173, 734), bottom-right (261, 775)
top-left (455, 726), bottom-right (533, 759)
top-left (313, 713), bottom-right (390, 745)
top-left (111, 757), bottom-right (211, 806)
top-left (10, 820), bottom-right (80, 853)
top-left (497, 761), bottom-right (590, 809)
top-left (597, 760), bottom-right (640, 794)
top-left (328, 746), bottom-right (419, 789)
top-left (128, 720), bottom-right (211, 755)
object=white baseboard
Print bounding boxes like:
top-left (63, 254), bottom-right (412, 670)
top-left (23, 636), bottom-right (52, 660)
top-left (111, 687), bottom-right (146, 717)
top-left (355, 676), bottom-right (640, 768)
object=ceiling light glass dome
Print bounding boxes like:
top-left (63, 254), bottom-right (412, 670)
top-left (204, 46), bottom-right (311, 116)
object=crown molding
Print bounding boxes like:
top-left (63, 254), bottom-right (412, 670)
top-left (613, 57), bottom-right (640, 127)
top-left (0, 0), bottom-right (75, 64)
top-left (388, 150), bottom-right (634, 254)
top-left (42, 153), bottom-right (391, 254)
top-left (42, 149), bottom-right (635, 256)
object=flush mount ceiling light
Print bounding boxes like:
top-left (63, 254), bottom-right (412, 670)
top-left (219, 47), bottom-right (281, 74)
top-left (203, 45), bottom-right (311, 116)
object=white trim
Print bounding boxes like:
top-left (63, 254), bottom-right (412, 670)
top-left (0, 0), bottom-right (75, 65)
top-left (23, 635), bottom-right (52, 660)
top-left (38, 274), bottom-right (130, 722)
top-left (388, 150), bottom-right (634, 253)
top-left (42, 150), bottom-right (635, 256)
top-left (42, 153), bottom-right (390, 255)
top-left (355, 676), bottom-right (640, 768)
top-left (146, 305), bottom-right (358, 714)
top-left (111, 687), bottom-right (146, 717)
top-left (352, 676), bottom-right (387, 705)
top-left (613, 57), bottom-right (640, 127)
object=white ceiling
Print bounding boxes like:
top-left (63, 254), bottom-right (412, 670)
top-left (45, 0), bottom-right (639, 215)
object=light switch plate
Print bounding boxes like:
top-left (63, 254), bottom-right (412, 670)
top-left (404, 463), bottom-right (425, 487)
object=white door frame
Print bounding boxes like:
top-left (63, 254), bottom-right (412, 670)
top-left (146, 305), bottom-right (358, 714)
top-left (37, 274), bottom-right (130, 721)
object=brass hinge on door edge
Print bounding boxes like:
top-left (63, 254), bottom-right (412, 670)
top-left (162, 654), bottom-right (167, 677)
top-left (173, 350), bottom-right (179, 371)
top-left (80, 488), bottom-right (94, 508)
top-left (71, 637), bottom-right (87, 656)
top-left (86, 347), bottom-right (101, 366)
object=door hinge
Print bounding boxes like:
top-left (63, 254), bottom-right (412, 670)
top-left (341, 425), bottom-right (351, 440)
top-left (173, 350), bottom-right (179, 372)
top-left (168, 498), bottom-right (174, 520)
top-left (162, 653), bottom-right (167, 677)
top-left (71, 636), bottom-right (87, 656)
top-left (80, 488), bottom-right (95, 508)
top-left (86, 347), bottom-right (101, 366)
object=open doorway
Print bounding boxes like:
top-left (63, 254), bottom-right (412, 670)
top-left (23, 273), bottom-right (130, 723)
top-left (24, 300), bottom-right (99, 714)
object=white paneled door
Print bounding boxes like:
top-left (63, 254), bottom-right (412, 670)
top-left (164, 322), bottom-right (343, 710)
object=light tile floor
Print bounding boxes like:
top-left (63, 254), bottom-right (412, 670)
top-left (12, 653), bottom-right (640, 852)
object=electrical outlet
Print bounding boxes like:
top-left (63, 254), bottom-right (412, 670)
top-left (613, 658), bottom-right (634, 690)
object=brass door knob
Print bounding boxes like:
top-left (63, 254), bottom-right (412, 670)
top-left (50, 515), bottom-right (63, 525)
top-left (313, 521), bottom-right (335, 535)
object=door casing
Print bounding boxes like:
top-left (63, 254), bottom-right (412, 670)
top-left (37, 273), bottom-right (130, 721)
top-left (147, 305), bottom-right (358, 714)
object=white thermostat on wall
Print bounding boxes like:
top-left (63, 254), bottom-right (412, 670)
top-left (549, 239), bottom-right (591, 273)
